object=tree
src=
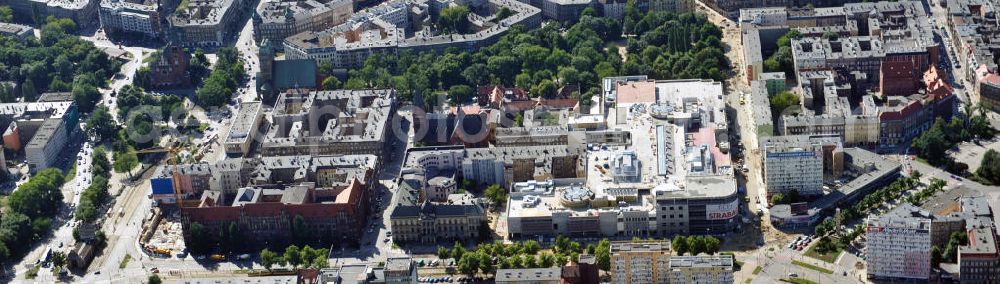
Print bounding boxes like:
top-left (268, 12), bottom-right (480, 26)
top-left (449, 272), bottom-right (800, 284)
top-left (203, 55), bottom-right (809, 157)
top-left (703, 236), bottom-right (721, 254)
top-left (976, 149), bottom-right (1000, 185)
top-left (148, 275), bottom-right (162, 284)
top-left (595, 239), bottom-right (610, 270)
top-left (457, 253), bottom-right (480, 276)
top-left (912, 118), bottom-right (952, 166)
top-left (496, 7), bottom-right (514, 21)
top-left (523, 240), bottom-right (541, 254)
top-left (931, 246), bottom-right (942, 268)
top-left (438, 6), bottom-right (471, 33)
top-left (186, 222), bottom-right (211, 253)
top-left (261, 249), bottom-right (279, 270)
top-left (322, 76), bottom-right (342, 90)
top-left (8, 169), bottom-right (65, 218)
top-left (437, 246), bottom-right (451, 259)
top-left (447, 84), bottom-right (474, 104)
top-left (452, 241), bottom-right (466, 260)
top-left (112, 148), bottom-right (139, 173)
top-left (284, 245), bottom-right (302, 268)
top-left (484, 184), bottom-right (508, 207)
top-left (770, 91), bottom-right (800, 115)
top-left (523, 254), bottom-right (539, 268)
top-left (0, 6), bottom-right (11, 23)
top-left (686, 236), bottom-right (705, 255)
top-left (672, 235), bottom-right (688, 255)
top-left (86, 106), bottom-right (119, 141)
top-left (539, 252), bottom-right (555, 267)
top-left (770, 193), bottom-right (785, 205)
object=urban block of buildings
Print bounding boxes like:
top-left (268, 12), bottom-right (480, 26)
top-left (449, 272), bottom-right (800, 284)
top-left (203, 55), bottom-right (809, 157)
top-left (0, 99), bottom-right (79, 172)
top-left (768, 147), bottom-right (900, 227)
top-left (740, 2), bottom-right (957, 152)
top-left (252, 0), bottom-right (353, 43)
top-left (946, 0), bottom-right (1000, 113)
top-left (282, 0), bottom-right (542, 68)
top-left (867, 196), bottom-right (1000, 282)
top-left (177, 154), bottom-right (380, 245)
top-left (503, 79), bottom-right (741, 239)
top-left (260, 89), bottom-right (395, 158)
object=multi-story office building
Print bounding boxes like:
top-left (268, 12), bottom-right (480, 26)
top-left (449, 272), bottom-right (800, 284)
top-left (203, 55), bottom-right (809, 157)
top-left (224, 101), bottom-right (264, 156)
top-left (666, 255), bottom-right (735, 284)
top-left (25, 117), bottom-right (69, 172)
top-left (610, 242), bottom-right (672, 284)
top-left (99, 0), bottom-right (168, 37)
top-left (252, 0), bottom-right (352, 43)
top-left (261, 89), bottom-right (395, 158)
top-left (168, 0), bottom-right (247, 46)
top-left (760, 135), bottom-right (843, 197)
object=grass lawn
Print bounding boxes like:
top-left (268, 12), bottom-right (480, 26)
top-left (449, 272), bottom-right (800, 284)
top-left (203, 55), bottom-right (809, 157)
top-left (792, 260), bottom-right (833, 274)
top-left (781, 278), bottom-right (819, 284)
top-left (119, 254), bottom-right (131, 269)
top-left (804, 244), bottom-right (843, 263)
top-left (752, 266), bottom-right (762, 275)
top-left (65, 163), bottom-right (77, 182)
top-left (25, 265), bottom-right (39, 279)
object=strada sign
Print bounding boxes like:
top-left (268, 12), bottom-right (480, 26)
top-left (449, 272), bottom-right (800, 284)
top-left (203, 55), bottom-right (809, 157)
top-left (706, 199), bottom-right (739, 220)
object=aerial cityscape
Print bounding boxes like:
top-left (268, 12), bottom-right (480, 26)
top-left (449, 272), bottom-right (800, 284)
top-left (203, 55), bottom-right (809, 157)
top-left (0, 0), bottom-right (997, 282)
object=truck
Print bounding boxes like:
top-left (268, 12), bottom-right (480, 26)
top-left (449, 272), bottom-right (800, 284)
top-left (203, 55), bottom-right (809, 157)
top-left (238, 254), bottom-right (251, 260)
top-left (210, 254), bottom-right (225, 261)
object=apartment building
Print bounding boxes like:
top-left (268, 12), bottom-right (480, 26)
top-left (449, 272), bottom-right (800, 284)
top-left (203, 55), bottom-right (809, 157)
top-left (99, 0), bottom-right (167, 37)
top-left (495, 267), bottom-right (562, 284)
top-left (610, 242), bottom-right (672, 284)
top-left (666, 255), bottom-right (735, 284)
top-left (253, 0), bottom-right (352, 43)
top-left (168, 0), bottom-right (247, 46)
top-left (866, 204), bottom-right (936, 280)
top-left (3, 0), bottom-right (99, 28)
